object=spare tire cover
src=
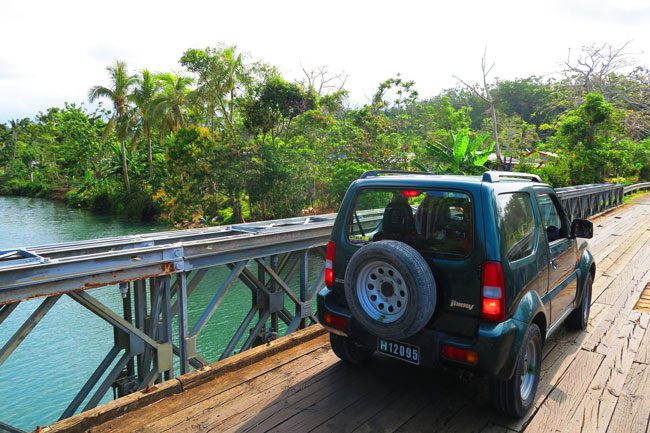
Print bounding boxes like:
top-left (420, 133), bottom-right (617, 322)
top-left (344, 240), bottom-right (437, 340)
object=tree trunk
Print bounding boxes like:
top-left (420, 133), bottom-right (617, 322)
top-left (11, 128), bottom-right (17, 162)
top-left (480, 52), bottom-right (503, 170)
top-left (487, 101), bottom-right (502, 170)
top-left (146, 126), bottom-right (153, 183)
top-left (232, 196), bottom-right (243, 223)
top-left (120, 141), bottom-right (131, 192)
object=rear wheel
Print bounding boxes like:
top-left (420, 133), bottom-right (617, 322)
top-left (344, 240), bottom-right (437, 340)
top-left (329, 333), bottom-right (374, 364)
top-left (566, 273), bottom-right (593, 330)
top-left (490, 323), bottom-right (542, 418)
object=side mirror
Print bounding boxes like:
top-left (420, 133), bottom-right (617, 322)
top-left (571, 219), bottom-right (593, 239)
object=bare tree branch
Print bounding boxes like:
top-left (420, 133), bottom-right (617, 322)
top-left (299, 64), bottom-right (348, 96)
top-left (454, 48), bottom-right (503, 169)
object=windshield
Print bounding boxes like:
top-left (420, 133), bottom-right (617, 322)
top-left (347, 188), bottom-right (473, 258)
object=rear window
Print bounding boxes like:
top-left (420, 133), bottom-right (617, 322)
top-left (497, 192), bottom-right (537, 261)
top-left (347, 188), bottom-right (473, 258)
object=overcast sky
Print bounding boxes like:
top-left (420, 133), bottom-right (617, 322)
top-left (1, 0), bottom-right (649, 123)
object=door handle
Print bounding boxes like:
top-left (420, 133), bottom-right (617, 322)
top-left (551, 258), bottom-right (558, 270)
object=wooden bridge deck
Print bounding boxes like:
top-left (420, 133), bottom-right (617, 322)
top-left (47, 195), bottom-right (650, 433)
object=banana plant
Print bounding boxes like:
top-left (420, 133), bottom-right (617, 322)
top-left (414, 130), bottom-right (493, 175)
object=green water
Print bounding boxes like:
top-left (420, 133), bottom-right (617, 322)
top-left (0, 196), bottom-right (322, 430)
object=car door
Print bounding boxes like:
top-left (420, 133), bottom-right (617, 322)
top-left (535, 190), bottom-right (578, 325)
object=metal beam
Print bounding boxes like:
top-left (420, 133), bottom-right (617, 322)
top-left (219, 306), bottom-right (258, 360)
top-left (0, 295), bottom-right (60, 367)
top-left (83, 351), bottom-right (131, 411)
top-left (190, 260), bottom-right (248, 338)
top-left (255, 258), bottom-right (301, 306)
top-left (60, 345), bottom-right (122, 419)
top-left (177, 272), bottom-right (190, 374)
top-left (68, 291), bottom-right (158, 349)
top-left (0, 302), bottom-right (19, 326)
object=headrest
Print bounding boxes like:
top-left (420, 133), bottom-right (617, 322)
top-left (382, 200), bottom-right (415, 234)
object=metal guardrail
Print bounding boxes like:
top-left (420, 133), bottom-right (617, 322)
top-left (623, 182), bottom-right (650, 195)
top-left (0, 181), bottom-right (647, 427)
top-left (555, 183), bottom-right (624, 220)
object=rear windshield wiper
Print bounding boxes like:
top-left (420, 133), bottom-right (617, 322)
top-left (354, 212), bottom-right (366, 237)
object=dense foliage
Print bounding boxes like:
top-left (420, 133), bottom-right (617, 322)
top-left (1, 43), bottom-right (649, 225)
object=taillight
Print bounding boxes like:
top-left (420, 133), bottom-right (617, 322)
top-left (481, 261), bottom-right (505, 322)
top-left (401, 190), bottom-right (421, 197)
top-left (325, 241), bottom-right (335, 288)
top-left (441, 344), bottom-right (478, 365)
top-left (322, 311), bottom-right (347, 330)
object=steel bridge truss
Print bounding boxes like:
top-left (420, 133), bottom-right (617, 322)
top-left (0, 216), bottom-right (332, 423)
top-left (0, 182), bottom-right (648, 427)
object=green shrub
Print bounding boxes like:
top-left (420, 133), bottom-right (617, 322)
top-left (0, 178), bottom-right (51, 197)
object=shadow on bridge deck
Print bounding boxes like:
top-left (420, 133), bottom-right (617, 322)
top-left (46, 194), bottom-right (650, 433)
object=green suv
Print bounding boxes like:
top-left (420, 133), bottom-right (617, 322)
top-left (317, 170), bottom-right (595, 417)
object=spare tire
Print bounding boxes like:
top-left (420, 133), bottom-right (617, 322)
top-left (344, 240), bottom-right (437, 340)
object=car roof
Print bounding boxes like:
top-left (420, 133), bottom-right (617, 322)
top-left (354, 174), bottom-right (548, 190)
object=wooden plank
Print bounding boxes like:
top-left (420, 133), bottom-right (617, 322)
top-left (97, 336), bottom-right (327, 433)
top-left (585, 245), bottom-right (650, 353)
top-left (180, 350), bottom-right (346, 432)
top-left (522, 349), bottom-right (605, 433)
top-left (596, 237), bottom-right (650, 305)
top-left (139, 347), bottom-right (335, 433)
top-left (633, 282), bottom-right (650, 312)
top-left (298, 362), bottom-right (410, 433)
top-left (350, 383), bottom-right (437, 433)
top-left (433, 400), bottom-right (496, 433)
top-left (605, 361), bottom-right (650, 433)
top-left (564, 312), bottom-right (650, 432)
top-left (234, 362), bottom-right (378, 433)
top-left (634, 324), bottom-right (650, 365)
top-left (165, 349), bottom-right (340, 433)
top-left (46, 375), bottom-right (183, 433)
top-left (178, 324), bottom-right (327, 390)
top-left (480, 424), bottom-right (518, 433)
top-left (590, 212), bottom-right (650, 265)
top-left (81, 330), bottom-right (329, 433)
top-left (393, 377), bottom-right (484, 433)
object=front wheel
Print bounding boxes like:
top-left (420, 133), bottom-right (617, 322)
top-left (329, 333), bottom-right (374, 364)
top-left (490, 323), bottom-right (542, 418)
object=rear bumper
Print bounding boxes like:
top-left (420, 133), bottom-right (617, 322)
top-left (317, 287), bottom-right (526, 381)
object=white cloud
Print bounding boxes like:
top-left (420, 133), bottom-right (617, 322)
top-left (0, 0), bottom-right (649, 122)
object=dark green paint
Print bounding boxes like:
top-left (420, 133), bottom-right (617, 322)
top-left (319, 174), bottom-right (595, 380)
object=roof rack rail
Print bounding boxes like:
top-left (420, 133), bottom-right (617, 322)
top-left (359, 170), bottom-right (433, 179)
top-left (482, 171), bottom-right (542, 183)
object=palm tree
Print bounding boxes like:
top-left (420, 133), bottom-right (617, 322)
top-left (9, 119), bottom-right (18, 162)
top-left (88, 60), bottom-right (137, 191)
top-left (152, 73), bottom-right (193, 136)
top-left (130, 69), bottom-right (159, 181)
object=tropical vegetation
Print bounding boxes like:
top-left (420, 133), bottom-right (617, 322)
top-left (1, 43), bottom-right (649, 225)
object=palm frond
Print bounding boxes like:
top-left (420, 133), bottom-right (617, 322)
top-left (88, 85), bottom-right (114, 103)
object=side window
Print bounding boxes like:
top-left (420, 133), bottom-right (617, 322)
top-left (536, 193), bottom-right (568, 242)
top-left (497, 193), bottom-right (537, 261)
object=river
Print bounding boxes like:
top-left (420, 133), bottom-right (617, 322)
top-left (0, 196), bottom-right (322, 430)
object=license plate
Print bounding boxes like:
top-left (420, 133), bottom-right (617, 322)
top-left (377, 338), bottom-right (420, 365)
